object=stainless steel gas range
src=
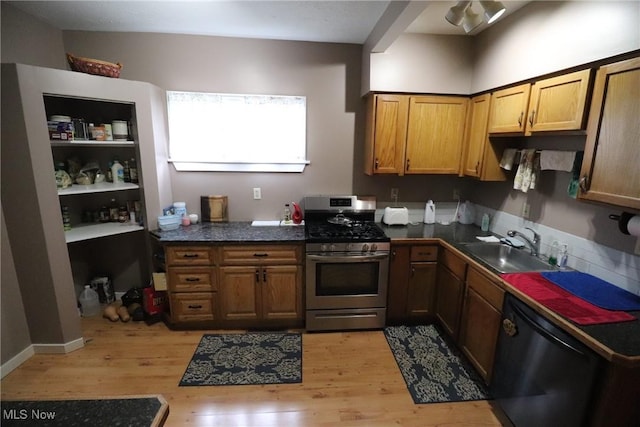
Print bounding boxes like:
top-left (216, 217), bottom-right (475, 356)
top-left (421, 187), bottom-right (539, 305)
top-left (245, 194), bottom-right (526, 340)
top-left (304, 195), bottom-right (390, 331)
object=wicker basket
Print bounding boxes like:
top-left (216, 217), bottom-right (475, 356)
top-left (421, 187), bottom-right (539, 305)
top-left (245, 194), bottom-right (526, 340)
top-left (66, 53), bottom-right (122, 78)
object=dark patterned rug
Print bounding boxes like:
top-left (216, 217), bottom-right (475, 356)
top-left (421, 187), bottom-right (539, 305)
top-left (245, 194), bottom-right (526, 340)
top-left (179, 333), bottom-right (302, 386)
top-left (384, 325), bottom-right (490, 404)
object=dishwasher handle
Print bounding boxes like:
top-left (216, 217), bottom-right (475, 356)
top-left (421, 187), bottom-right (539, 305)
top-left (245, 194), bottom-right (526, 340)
top-left (509, 299), bottom-right (588, 358)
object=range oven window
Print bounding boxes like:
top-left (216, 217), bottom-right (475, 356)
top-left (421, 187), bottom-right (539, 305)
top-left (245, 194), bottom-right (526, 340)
top-left (315, 262), bottom-right (380, 296)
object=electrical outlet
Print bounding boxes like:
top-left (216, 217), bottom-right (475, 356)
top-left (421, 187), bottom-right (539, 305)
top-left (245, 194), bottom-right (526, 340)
top-left (390, 188), bottom-right (399, 201)
top-left (453, 188), bottom-right (460, 200)
top-left (253, 187), bottom-right (262, 200)
top-left (522, 202), bottom-right (531, 219)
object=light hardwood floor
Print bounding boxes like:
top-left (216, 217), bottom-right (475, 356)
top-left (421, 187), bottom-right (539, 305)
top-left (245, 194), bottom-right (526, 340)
top-left (1, 317), bottom-right (509, 426)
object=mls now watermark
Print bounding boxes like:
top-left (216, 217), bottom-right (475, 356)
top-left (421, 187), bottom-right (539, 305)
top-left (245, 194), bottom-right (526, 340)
top-left (3, 408), bottom-right (56, 421)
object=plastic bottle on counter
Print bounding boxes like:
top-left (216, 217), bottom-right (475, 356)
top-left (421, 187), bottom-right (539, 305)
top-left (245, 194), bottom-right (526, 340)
top-left (548, 240), bottom-right (559, 266)
top-left (558, 244), bottom-right (569, 269)
top-left (173, 202), bottom-right (187, 217)
top-left (79, 285), bottom-right (101, 317)
top-left (283, 204), bottom-right (292, 223)
top-left (424, 200), bottom-right (435, 224)
top-left (481, 213), bottom-right (490, 232)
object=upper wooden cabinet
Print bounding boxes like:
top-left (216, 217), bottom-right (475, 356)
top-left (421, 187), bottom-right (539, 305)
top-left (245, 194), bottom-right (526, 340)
top-left (525, 69), bottom-right (592, 134)
top-left (462, 93), bottom-right (506, 181)
top-left (364, 94), bottom-right (408, 175)
top-left (578, 57), bottom-right (640, 210)
top-left (405, 96), bottom-right (468, 174)
top-left (364, 94), bottom-right (468, 175)
top-left (487, 83), bottom-right (531, 134)
top-left (489, 69), bottom-right (592, 135)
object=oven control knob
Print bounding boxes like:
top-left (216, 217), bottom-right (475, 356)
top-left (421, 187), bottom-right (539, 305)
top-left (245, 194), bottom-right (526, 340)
top-left (370, 244), bottom-right (377, 252)
top-left (330, 244), bottom-right (336, 251)
top-left (361, 244), bottom-right (369, 252)
top-left (346, 243), bottom-right (352, 251)
top-left (321, 244), bottom-right (329, 252)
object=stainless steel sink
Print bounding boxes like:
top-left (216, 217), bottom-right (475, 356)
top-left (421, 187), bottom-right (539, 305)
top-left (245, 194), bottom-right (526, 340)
top-left (462, 242), bottom-right (556, 274)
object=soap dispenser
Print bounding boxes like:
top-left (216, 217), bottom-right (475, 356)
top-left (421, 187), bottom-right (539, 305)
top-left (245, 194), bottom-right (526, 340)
top-left (424, 200), bottom-right (435, 224)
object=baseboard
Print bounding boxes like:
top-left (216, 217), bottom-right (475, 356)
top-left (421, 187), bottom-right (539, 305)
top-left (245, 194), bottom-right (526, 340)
top-left (0, 345), bottom-right (35, 379)
top-left (33, 337), bottom-right (85, 354)
top-left (1, 337), bottom-right (85, 379)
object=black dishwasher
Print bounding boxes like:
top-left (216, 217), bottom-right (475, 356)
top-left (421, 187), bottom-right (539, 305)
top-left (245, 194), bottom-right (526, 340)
top-left (491, 294), bottom-right (602, 427)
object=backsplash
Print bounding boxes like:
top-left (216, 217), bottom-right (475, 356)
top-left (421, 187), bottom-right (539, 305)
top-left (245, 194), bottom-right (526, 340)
top-left (377, 201), bottom-right (640, 296)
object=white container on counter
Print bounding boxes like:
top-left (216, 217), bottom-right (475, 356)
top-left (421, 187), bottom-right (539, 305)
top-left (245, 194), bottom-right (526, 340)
top-left (424, 200), bottom-right (435, 224)
top-left (173, 202), bottom-right (187, 217)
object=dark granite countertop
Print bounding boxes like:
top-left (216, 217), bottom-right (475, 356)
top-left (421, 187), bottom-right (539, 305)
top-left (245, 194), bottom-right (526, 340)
top-left (150, 220), bottom-right (639, 363)
top-left (380, 222), bottom-right (640, 364)
top-left (150, 221), bottom-right (305, 243)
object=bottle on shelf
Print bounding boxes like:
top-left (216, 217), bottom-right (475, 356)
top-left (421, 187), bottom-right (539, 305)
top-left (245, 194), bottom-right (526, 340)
top-left (111, 158), bottom-right (124, 185)
top-left (129, 158), bottom-right (138, 184)
top-left (123, 160), bottom-right (131, 183)
top-left (283, 204), bottom-right (292, 223)
top-left (109, 198), bottom-right (119, 222)
top-left (99, 205), bottom-right (110, 223)
top-left (61, 206), bottom-right (71, 231)
top-left (558, 244), bottom-right (569, 269)
top-left (79, 285), bottom-right (101, 317)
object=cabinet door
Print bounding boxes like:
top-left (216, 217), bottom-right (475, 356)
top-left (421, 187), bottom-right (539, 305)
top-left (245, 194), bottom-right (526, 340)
top-left (579, 57), bottom-right (640, 210)
top-left (364, 94), bottom-right (409, 175)
top-left (462, 93), bottom-right (506, 182)
top-left (459, 287), bottom-right (502, 383)
top-left (219, 266), bottom-right (260, 321)
top-left (405, 96), bottom-right (468, 174)
top-left (387, 245), bottom-right (411, 324)
top-left (435, 264), bottom-right (465, 340)
top-left (407, 262), bottom-right (437, 319)
top-left (488, 84), bottom-right (531, 134)
top-left (525, 69), bottom-right (592, 134)
top-left (262, 265), bottom-right (302, 320)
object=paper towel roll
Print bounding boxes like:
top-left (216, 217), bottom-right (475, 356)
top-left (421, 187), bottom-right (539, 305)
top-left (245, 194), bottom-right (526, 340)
top-left (627, 215), bottom-right (640, 237)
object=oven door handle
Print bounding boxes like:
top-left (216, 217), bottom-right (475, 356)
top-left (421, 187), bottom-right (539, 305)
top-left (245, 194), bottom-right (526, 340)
top-left (306, 253), bottom-right (389, 262)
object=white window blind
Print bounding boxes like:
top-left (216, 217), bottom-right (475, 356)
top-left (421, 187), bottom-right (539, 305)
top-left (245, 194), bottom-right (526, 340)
top-left (167, 91), bottom-right (308, 172)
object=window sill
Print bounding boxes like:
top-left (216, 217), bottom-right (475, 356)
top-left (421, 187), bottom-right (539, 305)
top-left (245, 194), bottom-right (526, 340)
top-left (169, 160), bottom-right (309, 173)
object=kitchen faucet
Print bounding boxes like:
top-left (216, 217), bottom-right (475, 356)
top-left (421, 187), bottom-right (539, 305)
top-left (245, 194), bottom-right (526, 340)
top-left (507, 227), bottom-right (541, 257)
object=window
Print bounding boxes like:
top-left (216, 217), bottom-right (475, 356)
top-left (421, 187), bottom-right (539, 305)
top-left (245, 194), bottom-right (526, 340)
top-left (166, 91), bottom-right (308, 172)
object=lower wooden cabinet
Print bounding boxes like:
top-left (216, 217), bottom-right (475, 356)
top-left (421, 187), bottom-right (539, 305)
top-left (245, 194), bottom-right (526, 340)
top-left (387, 243), bottom-right (438, 324)
top-left (169, 292), bottom-right (216, 322)
top-left (458, 265), bottom-right (505, 383)
top-left (218, 244), bottom-right (304, 328)
top-left (435, 247), bottom-right (467, 340)
top-left (163, 242), bottom-right (303, 328)
top-left (219, 265), bottom-right (302, 322)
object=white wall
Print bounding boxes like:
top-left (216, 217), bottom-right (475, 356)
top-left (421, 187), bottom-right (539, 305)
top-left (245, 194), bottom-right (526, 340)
top-left (367, 33), bottom-right (474, 94)
top-left (472, 1), bottom-right (640, 92)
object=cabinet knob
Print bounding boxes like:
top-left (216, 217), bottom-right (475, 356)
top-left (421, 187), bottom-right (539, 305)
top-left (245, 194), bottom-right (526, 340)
top-left (183, 253), bottom-right (199, 258)
top-left (579, 176), bottom-right (589, 192)
top-left (185, 277), bottom-right (200, 282)
top-left (375, 158), bottom-right (379, 170)
top-left (187, 304), bottom-right (203, 310)
top-left (255, 269), bottom-right (260, 283)
top-left (518, 111), bottom-right (524, 127)
top-left (529, 110), bottom-right (535, 126)
top-left (406, 158), bottom-right (410, 171)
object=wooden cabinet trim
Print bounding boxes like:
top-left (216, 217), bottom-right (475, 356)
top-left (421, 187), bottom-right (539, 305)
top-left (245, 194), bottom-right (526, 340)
top-left (439, 248), bottom-right (467, 280)
top-left (466, 266), bottom-right (505, 311)
top-left (221, 244), bottom-right (302, 265)
top-left (410, 245), bottom-right (438, 262)
top-left (166, 246), bottom-right (215, 266)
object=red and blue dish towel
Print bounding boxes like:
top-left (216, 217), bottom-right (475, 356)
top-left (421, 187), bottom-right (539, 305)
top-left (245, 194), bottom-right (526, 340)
top-left (501, 271), bottom-right (639, 325)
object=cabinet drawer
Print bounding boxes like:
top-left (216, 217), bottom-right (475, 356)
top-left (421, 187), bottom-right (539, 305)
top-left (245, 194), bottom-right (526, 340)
top-left (170, 292), bottom-right (215, 322)
top-left (411, 245), bottom-right (438, 262)
top-left (168, 267), bottom-right (216, 292)
top-left (221, 245), bottom-right (302, 265)
top-left (166, 246), bottom-right (214, 266)
top-left (467, 266), bottom-right (504, 310)
top-left (440, 248), bottom-right (467, 280)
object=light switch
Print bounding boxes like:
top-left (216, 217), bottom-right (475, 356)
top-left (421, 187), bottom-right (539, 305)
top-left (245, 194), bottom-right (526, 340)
top-left (253, 187), bottom-right (262, 200)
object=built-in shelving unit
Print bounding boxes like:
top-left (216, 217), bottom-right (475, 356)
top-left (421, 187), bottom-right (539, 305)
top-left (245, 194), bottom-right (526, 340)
top-left (57, 182), bottom-right (140, 196)
top-left (65, 222), bottom-right (145, 243)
